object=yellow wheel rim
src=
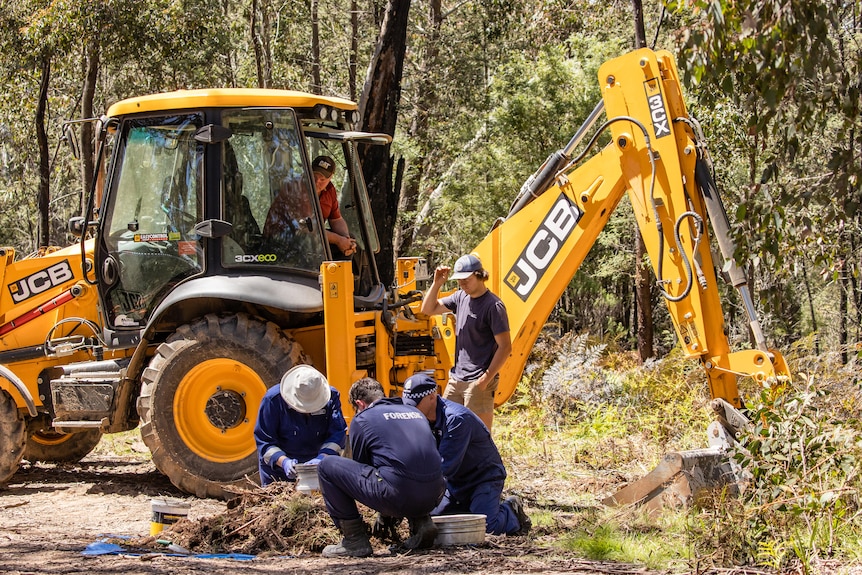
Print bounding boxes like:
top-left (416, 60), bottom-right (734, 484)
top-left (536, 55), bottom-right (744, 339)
top-left (29, 430), bottom-right (70, 447)
top-left (173, 358), bottom-right (267, 463)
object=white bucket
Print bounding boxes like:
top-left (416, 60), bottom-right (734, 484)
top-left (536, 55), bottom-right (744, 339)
top-left (432, 514), bottom-right (486, 546)
top-left (294, 463), bottom-right (320, 493)
top-left (150, 498), bottom-right (190, 536)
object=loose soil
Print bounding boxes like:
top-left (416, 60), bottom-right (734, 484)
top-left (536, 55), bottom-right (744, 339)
top-left (0, 444), bottom-right (658, 575)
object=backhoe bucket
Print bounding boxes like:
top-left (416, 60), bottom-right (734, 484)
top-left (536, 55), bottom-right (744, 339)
top-left (603, 446), bottom-right (738, 513)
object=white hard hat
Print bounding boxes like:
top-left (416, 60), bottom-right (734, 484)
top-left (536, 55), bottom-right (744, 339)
top-left (280, 365), bottom-right (331, 413)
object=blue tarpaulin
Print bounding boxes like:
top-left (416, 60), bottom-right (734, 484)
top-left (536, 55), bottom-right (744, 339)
top-left (82, 539), bottom-right (255, 561)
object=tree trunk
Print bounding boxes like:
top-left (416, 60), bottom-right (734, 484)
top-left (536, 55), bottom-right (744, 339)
top-left (840, 263), bottom-right (848, 365)
top-left (80, 41), bottom-right (99, 215)
top-left (394, 0), bottom-right (441, 258)
top-left (311, 0), bottom-right (321, 94)
top-left (357, 0), bottom-right (412, 286)
top-left (349, 0), bottom-right (358, 101)
top-left (632, 0), bottom-right (646, 47)
top-left (632, 0), bottom-right (654, 362)
top-left (801, 257), bottom-right (820, 354)
top-left (224, 0), bottom-right (238, 86)
top-left (852, 235), bottom-right (861, 345)
top-left (36, 54), bottom-right (51, 248)
top-left (250, 0), bottom-right (272, 88)
top-left (635, 237), bottom-right (654, 362)
top-left (262, 1), bottom-right (272, 88)
top-left (853, 139), bottom-right (862, 346)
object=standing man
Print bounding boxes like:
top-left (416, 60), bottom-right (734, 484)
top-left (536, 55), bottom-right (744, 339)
top-left (254, 365), bottom-right (347, 486)
top-left (311, 155), bottom-right (357, 257)
top-left (420, 253), bottom-right (512, 429)
top-left (317, 377), bottom-right (445, 558)
top-left (401, 373), bottom-right (531, 536)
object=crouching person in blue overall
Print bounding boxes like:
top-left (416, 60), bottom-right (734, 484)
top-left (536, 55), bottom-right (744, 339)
top-left (402, 372), bottom-right (531, 536)
top-left (318, 377), bottom-right (446, 558)
top-left (254, 365), bottom-right (347, 486)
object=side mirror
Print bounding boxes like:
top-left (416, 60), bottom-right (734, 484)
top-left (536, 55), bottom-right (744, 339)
top-left (68, 216), bottom-right (97, 238)
top-left (63, 123), bottom-right (80, 160)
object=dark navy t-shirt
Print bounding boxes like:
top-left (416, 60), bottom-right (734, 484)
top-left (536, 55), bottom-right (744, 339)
top-left (441, 289), bottom-right (509, 382)
top-left (349, 397), bottom-right (442, 483)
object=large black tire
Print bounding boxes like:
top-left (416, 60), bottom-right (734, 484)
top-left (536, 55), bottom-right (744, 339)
top-left (137, 313), bottom-right (306, 499)
top-left (0, 389), bottom-right (26, 484)
top-left (23, 429), bottom-right (103, 463)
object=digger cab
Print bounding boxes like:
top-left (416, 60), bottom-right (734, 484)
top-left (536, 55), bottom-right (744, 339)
top-left (89, 89), bottom-right (389, 341)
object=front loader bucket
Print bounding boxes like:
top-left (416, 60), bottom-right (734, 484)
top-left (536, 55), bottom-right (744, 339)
top-left (603, 446), bottom-right (738, 513)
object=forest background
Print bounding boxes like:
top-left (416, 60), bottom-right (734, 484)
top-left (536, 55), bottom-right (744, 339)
top-left (0, 0), bottom-right (860, 358)
top-left (0, 0), bottom-right (861, 572)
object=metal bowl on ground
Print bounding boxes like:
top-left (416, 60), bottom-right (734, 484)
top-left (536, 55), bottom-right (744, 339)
top-left (294, 463), bottom-right (320, 493)
top-left (431, 514), bottom-right (486, 546)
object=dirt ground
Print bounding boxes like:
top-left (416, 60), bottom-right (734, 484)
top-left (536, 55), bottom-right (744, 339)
top-left (0, 448), bottom-right (659, 575)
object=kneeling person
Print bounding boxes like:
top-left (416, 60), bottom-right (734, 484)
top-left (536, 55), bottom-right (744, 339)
top-left (254, 365), bottom-right (347, 485)
top-left (402, 373), bottom-right (530, 535)
top-left (318, 377), bottom-right (445, 557)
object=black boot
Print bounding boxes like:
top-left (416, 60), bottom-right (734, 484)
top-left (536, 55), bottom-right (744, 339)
top-left (402, 514), bottom-right (438, 550)
top-left (505, 495), bottom-right (532, 535)
top-left (322, 518), bottom-right (373, 558)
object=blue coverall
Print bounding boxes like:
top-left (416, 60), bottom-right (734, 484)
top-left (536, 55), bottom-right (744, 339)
top-left (254, 384), bottom-right (347, 486)
top-left (317, 397), bottom-right (445, 525)
top-left (430, 396), bottom-right (522, 535)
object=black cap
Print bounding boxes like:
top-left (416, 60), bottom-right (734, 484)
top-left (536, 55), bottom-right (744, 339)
top-left (402, 373), bottom-right (437, 407)
top-left (311, 155), bottom-right (335, 178)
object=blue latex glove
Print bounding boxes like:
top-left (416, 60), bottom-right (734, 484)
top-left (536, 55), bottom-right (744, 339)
top-left (304, 456), bottom-right (323, 466)
top-left (281, 457), bottom-right (298, 478)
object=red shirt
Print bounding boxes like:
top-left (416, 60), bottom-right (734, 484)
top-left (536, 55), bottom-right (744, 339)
top-left (318, 182), bottom-right (342, 222)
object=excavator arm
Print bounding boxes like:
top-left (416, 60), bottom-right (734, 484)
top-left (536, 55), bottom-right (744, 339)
top-left (468, 48), bottom-right (790, 406)
top-left (459, 48), bottom-right (792, 508)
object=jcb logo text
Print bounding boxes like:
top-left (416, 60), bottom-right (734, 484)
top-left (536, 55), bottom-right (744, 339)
top-left (9, 260), bottom-right (75, 303)
top-left (505, 194), bottom-right (582, 301)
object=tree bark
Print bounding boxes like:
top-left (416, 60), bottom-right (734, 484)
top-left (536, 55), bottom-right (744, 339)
top-left (394, 0), bottom-right (441, 258)
top-left (840, 262), bottom-right (848, 365)
top-left (224, 0), bottom-right (238, 86)
top-left (801, 258), bottom-right (820, 354)
top-left (358, 0), bottom-right (412, 286)
top-left (349, 0), bottom-right (358, 101)
top-left (632, 0), bottom-right (654, 362)
top-left (311, 0), bottom-right (321, 94)
top-left (634, 238), bottom-right (654, 362)
top-left (80, 41), bottom-right (99, 216)
top-left (852, 235), bottom-right (861, 345)
top-left (36, 54), bottom-right (51, 248)
top-left (250, 0), bottom-right (272, 88)
top-left (262, 1), bottom-right (272, 88)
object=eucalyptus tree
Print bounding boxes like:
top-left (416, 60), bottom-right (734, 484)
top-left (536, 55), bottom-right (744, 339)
top-left (669, 0), bottom-right (861, 354)
top-left (395, 0), bottom-right (546, 267)
top-left (0, 0), bottom-right (78, 250)
top-left (395, 0), bottom-right (682, 347)
top-left (0, 0), bottom-right (237, 253)
top-left (356, 0), bottom-right (412, 285)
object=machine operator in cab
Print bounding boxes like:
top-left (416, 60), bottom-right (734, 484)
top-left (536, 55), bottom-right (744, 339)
top-left (311, 156), bottom-right (357, 258)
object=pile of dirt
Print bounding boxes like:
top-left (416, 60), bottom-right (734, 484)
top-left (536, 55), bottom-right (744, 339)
top-left (144, 484), bottom-right (408, 557)
top-left (161, 486), bottom-right (334, 555)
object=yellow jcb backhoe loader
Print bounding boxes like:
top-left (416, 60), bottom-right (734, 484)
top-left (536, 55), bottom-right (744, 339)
top-left (0, 48), bottom-right (788, 507)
